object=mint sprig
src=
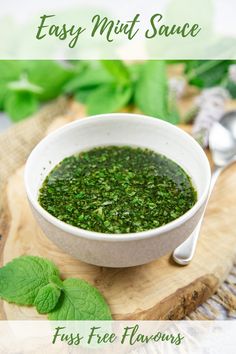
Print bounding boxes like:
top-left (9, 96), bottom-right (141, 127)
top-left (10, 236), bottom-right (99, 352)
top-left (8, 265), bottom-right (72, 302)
top-left (0, 60), bottom-right (181, 124)
top-left (0, 256), bottom-right (112, 320)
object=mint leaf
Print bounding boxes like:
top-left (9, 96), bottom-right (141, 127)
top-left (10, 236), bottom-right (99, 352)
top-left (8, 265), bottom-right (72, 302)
top-left (0, 61), bottom-right (23, 82)
top-left (128, 63), bottom-right (144, 83)
top-left (74, 87), bottom-right (95, 103)
top-left (0, 256), bottom-right (59, 305)
top-left (101, 60), bottom-right (130, 85)
top-left (0, 61), bottom-right (25, 110)
top-left (0, 82), bottom-right (8, 110)
top-left (134, 61), bottom-right (169, 120)
top-left (0, 256), bottom-right (112, 320)
top-left (87, 84), bottom-right (132, 115)
top-left (48, 278), bottom-right (112, 320)
top-left (185, 60), bottom-right (230, 88)
top-left (26, 61), bottom-right (74, 100)
top-left (63, 66), bottom-right (113, 94)
top-left (34, 284), bottom-right (61, 314)
top-left (49, 274), bottom-right (64, 290)
top-left (4, 91), bottom-right (39, 121)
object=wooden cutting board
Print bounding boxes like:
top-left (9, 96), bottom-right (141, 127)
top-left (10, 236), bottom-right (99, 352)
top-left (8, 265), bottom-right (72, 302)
top-left (1, 114), bottom-right (236, 320)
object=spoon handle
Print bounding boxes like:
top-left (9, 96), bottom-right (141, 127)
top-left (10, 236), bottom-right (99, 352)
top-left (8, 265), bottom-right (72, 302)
top-left (172, 166), bottom-right (223, 265)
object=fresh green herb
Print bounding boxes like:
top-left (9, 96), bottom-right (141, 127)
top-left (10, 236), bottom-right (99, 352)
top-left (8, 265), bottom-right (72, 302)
top-left (0, 256), bottom-right (112, 320)
top-left (1, 59), bottom-right (235, 124)
top-left (34, 283), bottom-right (61, 314)
top-left (39, 146), bottom-right (197, 234)
top-left (87, 84), bottom-right (132, 115)
top-left (101, 60), bottom-right (131, 85)
top-left (48, 278), bottom-right (112, 320)
top-left (63, 65), bottom-right (113, 94)
top-left (134, 61), bottom-right (169, 120)
top-left (25, 60), bottom-right (74, 100)
top-left (0, 82), bottom-right (7, 110)
top-left (0, 60), bottom-right (181, 124)
top-left (0, 256), bottom-right (59, 305)
top-left (74, 87), bottom-right (96, 104)
top-left (0, 60), bottom-right (74, 121)
top-left (0, 61), bottom-right (24, 82)
top-left (184, 60), bottom-right (233, 88)
top-left (4, 91), bottom-right (39, 122)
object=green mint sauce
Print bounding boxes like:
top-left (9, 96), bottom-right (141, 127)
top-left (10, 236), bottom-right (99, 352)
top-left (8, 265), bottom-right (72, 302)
top-left (38, 146), bottom-right (197, 234)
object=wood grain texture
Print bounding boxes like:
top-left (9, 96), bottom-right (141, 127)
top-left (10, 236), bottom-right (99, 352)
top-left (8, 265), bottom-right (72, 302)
top-left (1, 113), bottom-right (236, 320)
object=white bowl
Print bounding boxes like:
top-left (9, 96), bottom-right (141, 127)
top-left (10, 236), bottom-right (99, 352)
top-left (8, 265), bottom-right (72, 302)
top-left (25, 114), bottom-right (211, 267)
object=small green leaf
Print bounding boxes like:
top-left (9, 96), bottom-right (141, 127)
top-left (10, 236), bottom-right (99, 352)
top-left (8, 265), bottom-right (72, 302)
top-left (0, 61), bottom-right (23, 82)
top-left (184, 60), bottom-right (231, 88)
top-left (74, 87), bottom-right (95, 103)
top-left (4, 91), bottom-right (39, 121)
top-left (0, 82), bottom-right (8, 110)
top-left (48, 278), bottom-right (112, 320)
top-left (134, 61), bottom-right (169, 120)
top-left (26, 61), bottom-right (74, 100)
top-left (69, 60), bottom-right (90, 75)
top-left (128, 63), bottom-right (143, 83)
top-left (87, 84), bottom-right (132, 115)
top-left (101, 60), bottom-right (130, 85)
top-left (49, 274), bottom-right (64, 290)
top-left (63, 67), bottom-right (113, 94)
top-left (0, 61), bottom-right (27, 110)
top-left (34, 284), bottom-right (61, 314)
top-left (0, 256), bottom-right (59, 305)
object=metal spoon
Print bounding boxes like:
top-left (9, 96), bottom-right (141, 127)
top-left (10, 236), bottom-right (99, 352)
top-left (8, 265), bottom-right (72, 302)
top-left (172, 111), bottom-right (236, 265)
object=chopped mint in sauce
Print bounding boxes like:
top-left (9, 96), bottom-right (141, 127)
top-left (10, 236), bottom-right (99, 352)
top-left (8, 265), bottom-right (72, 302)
top-left (39, 146), bottom-right (197, 234)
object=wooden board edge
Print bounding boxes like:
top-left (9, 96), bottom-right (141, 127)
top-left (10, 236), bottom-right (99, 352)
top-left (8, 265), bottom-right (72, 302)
top-left (115, 274), bottom-right (219, 320)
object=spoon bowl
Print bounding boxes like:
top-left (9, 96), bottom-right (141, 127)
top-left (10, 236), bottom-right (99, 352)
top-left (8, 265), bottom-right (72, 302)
top-left (209, 112), bottom-right (236, 166)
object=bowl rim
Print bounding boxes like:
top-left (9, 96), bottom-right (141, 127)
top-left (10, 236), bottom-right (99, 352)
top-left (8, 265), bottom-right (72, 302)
top-left (24, 113), bottom-right (211, 242)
